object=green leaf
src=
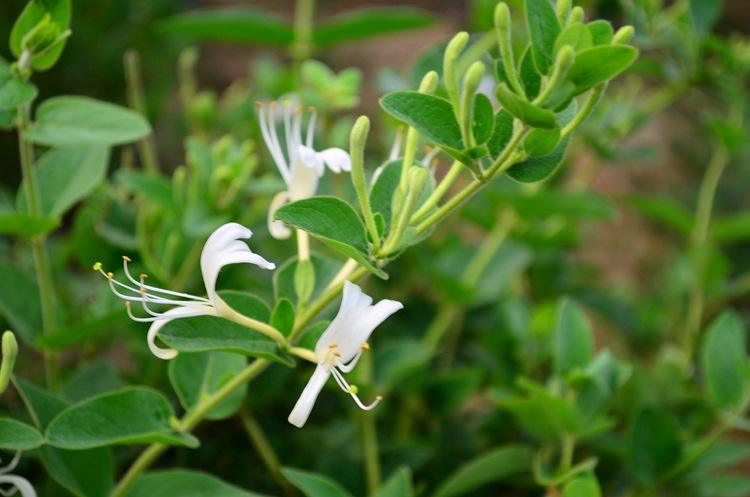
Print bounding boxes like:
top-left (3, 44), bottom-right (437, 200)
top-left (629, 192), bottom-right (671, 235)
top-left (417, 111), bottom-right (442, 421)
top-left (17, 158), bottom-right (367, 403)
top-left (374, 467), bottom-right (413, 497)
top-left (587, 20), bottom-right (614, 45)
top-left (313, 7), bottom-right (436, 48)
top-left (380, 91), bottom-right (464, 150)
top-left (627, 195), bottom-right (692, 234)
top-left (487, 109), bottom-right (514, 159)
top-left (46, 387), bottom-right (199, 449)
top-left (701, 312), bottom-right (749, 411)
top-left (26, 96), bottom-right (151, 146)
top-left (159, 8), bottom-right (293, 46)
top-left (169, 351), bottom-right (247, 420)
top-left (19, 146), bottom-right (110, 217)
top-left (125, 470), bottom-right (267, 497)
top-left (520, 47), bottom-right (542, 100)
top-left (274, 196), bottom-right (387, 279)
top-left (159, 291), bottom-right (290, 365)
top-left (0, 212), bottom-right (58, 236)
top-left (524, 127), bottom-right (561, 156)
top-left (507, 136), bottom-right (569, 182)
top-left (271, 298), bottom-right (295, 337)
top-left (14, 378), bottom-right (114, 497)
top-left (562, 474), bottom-right (601, 497)
top-left (0, 78), bottom-right (37, 110)
top-left (495, 83), bottom-right (557, 129)
top-left (433, 445), bottom-right (533, 497)
top-left (554, 297), bottom-right (594, 378)
top-left (498, 378), bottom-right (582, 441)
top-left (60, 360), bottom-right (125, 403)
top-left (566, 45), bottom-right (638, 95)
top-left (689, 0), bottom-right (722, 36)
top-left (472, 93), bottom-right (494, 144)
top-left (10, 0), bottom-right (71, 71)
top-left (13, 377), bottom-right (67, 430)
top-left (629, 408), bottom-right (682, 485)
top-left (282, 468), bottom-right (354, 497)
top-left (0, 418), bottom-right (44, 450)
top-left (116, 169), bottom-right (174, 209)
top-left (40, 446), bottom-right (114, 497)
top-left (0, 261), bottom-right (41, 344)
top-left (554, 22), bottom-right (592, 54)
top-left (713, 212), bottom-right (750, 244)
top-left (525, 0), bottom-right (560, 74)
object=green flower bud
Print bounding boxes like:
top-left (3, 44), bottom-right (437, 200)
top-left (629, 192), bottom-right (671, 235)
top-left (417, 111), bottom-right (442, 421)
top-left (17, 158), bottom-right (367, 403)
top-left (613, 25), bottom-right (635, 44)
top-left (494, 2), bottom-right (511, 31)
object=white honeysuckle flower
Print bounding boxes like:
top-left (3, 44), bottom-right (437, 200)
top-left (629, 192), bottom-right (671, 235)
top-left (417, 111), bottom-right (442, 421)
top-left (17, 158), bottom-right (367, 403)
top-left (256, 98), bottom-right (351, 239)
top-left (288, 281), bottom-right (403, 428)
top-left (0, 452), bottom-right (36, 497)
top-left (95, 222), bottom-right (275, 360)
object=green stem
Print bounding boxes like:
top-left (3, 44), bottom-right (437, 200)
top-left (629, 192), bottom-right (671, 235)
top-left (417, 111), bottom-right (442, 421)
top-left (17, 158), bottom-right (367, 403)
top-left (291, 0), bottom-right (315, 70)
top-left (684, 145), bottom-right (729, 355)
top-left (124, 50), bottom-right (160, 174)
top-left (239, 409), bottom-right (295, 496)
top-left (17, 102), bottom-right (59, 390)
top-left (110, 360), bottom-right (270, 497)
top-left (411, 161), bottom-right (463, 224)
top-left (414, 128), bottom-right (528, 236)
top-left (561, 85), bottom-right (606, 138)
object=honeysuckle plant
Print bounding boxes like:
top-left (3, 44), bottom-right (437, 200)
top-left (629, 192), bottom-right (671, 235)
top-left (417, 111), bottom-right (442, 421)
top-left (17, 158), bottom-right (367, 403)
top-left (2, 0), bottom-right (750, 497)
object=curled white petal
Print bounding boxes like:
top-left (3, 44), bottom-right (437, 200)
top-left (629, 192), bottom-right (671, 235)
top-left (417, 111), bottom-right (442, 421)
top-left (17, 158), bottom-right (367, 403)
top-left (288, 365), bottom-right (330, 428)
top-left (200, 223), bottom-right (275, 306)
top-left (0, 474), bottom-right (36, 497)
top-left (146, 305), bottom-right (213, 360)
top-left (268, 191), bottom-right (292, 239)
top-left (316, 147), bottom-right (351, 173)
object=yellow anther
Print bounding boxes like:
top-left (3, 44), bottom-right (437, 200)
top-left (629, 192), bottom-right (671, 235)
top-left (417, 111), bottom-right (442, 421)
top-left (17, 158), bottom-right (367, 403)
top-left (93, 262), bottom-right (102, 271)
top-left (308, 106), bottom-right (316, 113)
top-left (431, 158), bottom-right (439, 167)
top-left (328, 344), bottom-right (337, 348)
top-left (255, 101), bottom-right (264, 108)
top-left (282, 99), bottom-right (291, 106)
top-left (349, 384), bottom-right (359, 395)
top-left (375, 395), bottom-right (383, 401)
top-left (122, 255), bottom-right (131, 262)
top-left (139, 273), bottom-right (148, 280)
top-left (106, 272), bottom-right (113, 279)
top-left (333, 351), bottom-right (341, 357)
top-left (294, 105), bottom-right (303, 114)
top-left (361, 342), bottom-right (370, 350)
top-left (270, 101), bottom-right (278, 108)
top-left (125, 301), bottom-right (131, 308)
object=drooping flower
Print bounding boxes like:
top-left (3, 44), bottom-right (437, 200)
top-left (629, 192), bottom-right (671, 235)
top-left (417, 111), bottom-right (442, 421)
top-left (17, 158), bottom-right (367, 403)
top-left (96, 223), bottom-right (275, 360)
top-left (256, 99), bottom-right (351, 239)
top-left (0, 452), bottom-right (36, 497)
top-left (288, 281), bottom-right (403, 428)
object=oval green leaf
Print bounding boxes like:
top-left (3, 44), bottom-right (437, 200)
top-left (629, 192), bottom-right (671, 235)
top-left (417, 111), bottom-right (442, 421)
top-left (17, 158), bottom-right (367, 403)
top-left (566, 45), bottom-right (638, 95)
top-left (26, 96), bottom-right (151, 146)
top-left (45, 387), bottom-right (199, 449)
top-left (0, 418), bottom-right (44, 450)
top-left (701, 311), bottom-right (749, 411)
top-left (125, 470), bottom-right (266, 497)
top-left (380, 91), bottom-right (464, 150)
top-left (159, 8), bottom-right (294, 46)
top-left (313, 7), bottom-right (436, 48)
